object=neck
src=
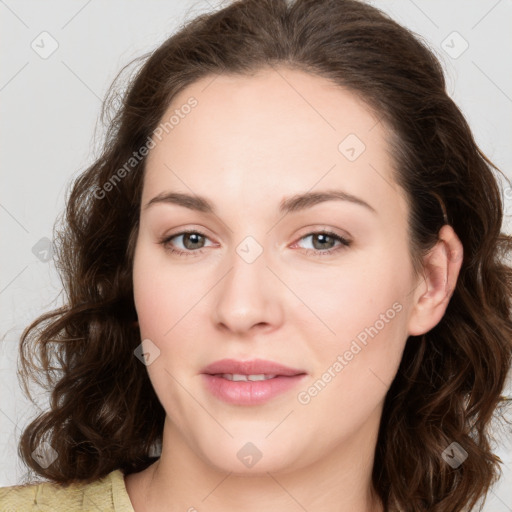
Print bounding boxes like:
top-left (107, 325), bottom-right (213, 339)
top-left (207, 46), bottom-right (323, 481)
top-left (125, 405), bottom-right (385, 512)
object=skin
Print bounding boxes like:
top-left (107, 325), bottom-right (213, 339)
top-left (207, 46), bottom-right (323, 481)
top-left (126, 66), bottom-right (463, 512)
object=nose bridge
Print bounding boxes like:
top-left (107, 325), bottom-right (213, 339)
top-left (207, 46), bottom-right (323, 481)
top-left (213, 232), bottom-right (282, 333)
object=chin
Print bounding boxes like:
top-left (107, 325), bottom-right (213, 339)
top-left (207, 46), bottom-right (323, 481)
top-left (197, 436), bottom-right (305, 476)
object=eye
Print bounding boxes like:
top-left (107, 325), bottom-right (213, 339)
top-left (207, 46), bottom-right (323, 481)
top-left (293, 230), bottom-right (351, 256)
top-left (159, 229), bottom-right (213, 257)
top-left (159, 229), bottom-right (351, 257)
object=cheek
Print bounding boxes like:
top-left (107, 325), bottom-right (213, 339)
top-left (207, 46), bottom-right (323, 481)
top-left (299, 299), bottom-right (407, 429)
top-left (132, 244), bottom-right (211, 393)
top-left (133, 242), bottom-right (196, 337)
top-left (295, 250), bottom-right (411, 391)
top-left (290, 256), bottom-right (404, 343)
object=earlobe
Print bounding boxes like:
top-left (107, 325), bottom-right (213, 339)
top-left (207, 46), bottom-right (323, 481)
top-left (407, 224), bottom-right (464, 336)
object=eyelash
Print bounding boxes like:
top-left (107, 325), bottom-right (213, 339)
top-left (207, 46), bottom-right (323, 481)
top-left (158, 229), bottom-right (352, 258)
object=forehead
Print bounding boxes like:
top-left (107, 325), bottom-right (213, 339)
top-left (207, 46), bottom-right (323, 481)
top-left (142, 67), bottom-right (406, 221)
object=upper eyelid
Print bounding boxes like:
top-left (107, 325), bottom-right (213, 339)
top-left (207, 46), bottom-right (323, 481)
top-left (166, 230), bottom-right (216, 246)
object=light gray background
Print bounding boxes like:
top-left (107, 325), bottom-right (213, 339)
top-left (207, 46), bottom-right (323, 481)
top-left (1, 0), bottom-right (511, 509)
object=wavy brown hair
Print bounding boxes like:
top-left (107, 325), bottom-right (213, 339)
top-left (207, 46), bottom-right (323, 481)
top-left (14, 0), bottom-right (512, 510)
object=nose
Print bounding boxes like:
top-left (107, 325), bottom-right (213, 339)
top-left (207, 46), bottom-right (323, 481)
top-left (212, 242), bottom-right (284, 336)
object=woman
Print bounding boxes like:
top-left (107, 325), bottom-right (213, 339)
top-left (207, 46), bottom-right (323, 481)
top-left (1, 0), bottom-right (511, 510)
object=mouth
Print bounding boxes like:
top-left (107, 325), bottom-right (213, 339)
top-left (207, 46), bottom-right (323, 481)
top-left (200, 359), bottom-right (307, 405)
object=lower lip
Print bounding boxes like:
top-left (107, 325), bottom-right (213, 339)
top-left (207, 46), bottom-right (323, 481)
top-left (201, 374), bottom-right (307, 405)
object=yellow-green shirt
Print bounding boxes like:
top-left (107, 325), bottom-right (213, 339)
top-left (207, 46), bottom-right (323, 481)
top-left (0, 469), bottom-right (135, 512)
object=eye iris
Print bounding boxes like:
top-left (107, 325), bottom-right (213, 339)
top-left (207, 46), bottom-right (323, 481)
top-left (312, 233), bottom-right (335, 250)
top-left (183, 232), bottom-right (205, 250)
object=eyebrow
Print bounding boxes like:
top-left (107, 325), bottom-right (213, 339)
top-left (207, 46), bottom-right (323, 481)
top-left (143, 189), bottom-right (377, 215)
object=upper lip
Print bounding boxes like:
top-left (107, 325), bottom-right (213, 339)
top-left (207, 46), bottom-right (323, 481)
top-left (201, 358), bottom-right (306, 377)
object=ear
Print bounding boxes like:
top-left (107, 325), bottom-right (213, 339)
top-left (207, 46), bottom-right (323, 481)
top-left (407, 224), bottom-right (464, 336)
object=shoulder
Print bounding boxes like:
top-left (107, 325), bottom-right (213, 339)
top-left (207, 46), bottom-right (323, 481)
top-left (0, 469), bottom-right (134, 512)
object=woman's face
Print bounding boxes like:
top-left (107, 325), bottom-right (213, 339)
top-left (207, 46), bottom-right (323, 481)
top-left (132, 67), bottom-right (424, 474)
